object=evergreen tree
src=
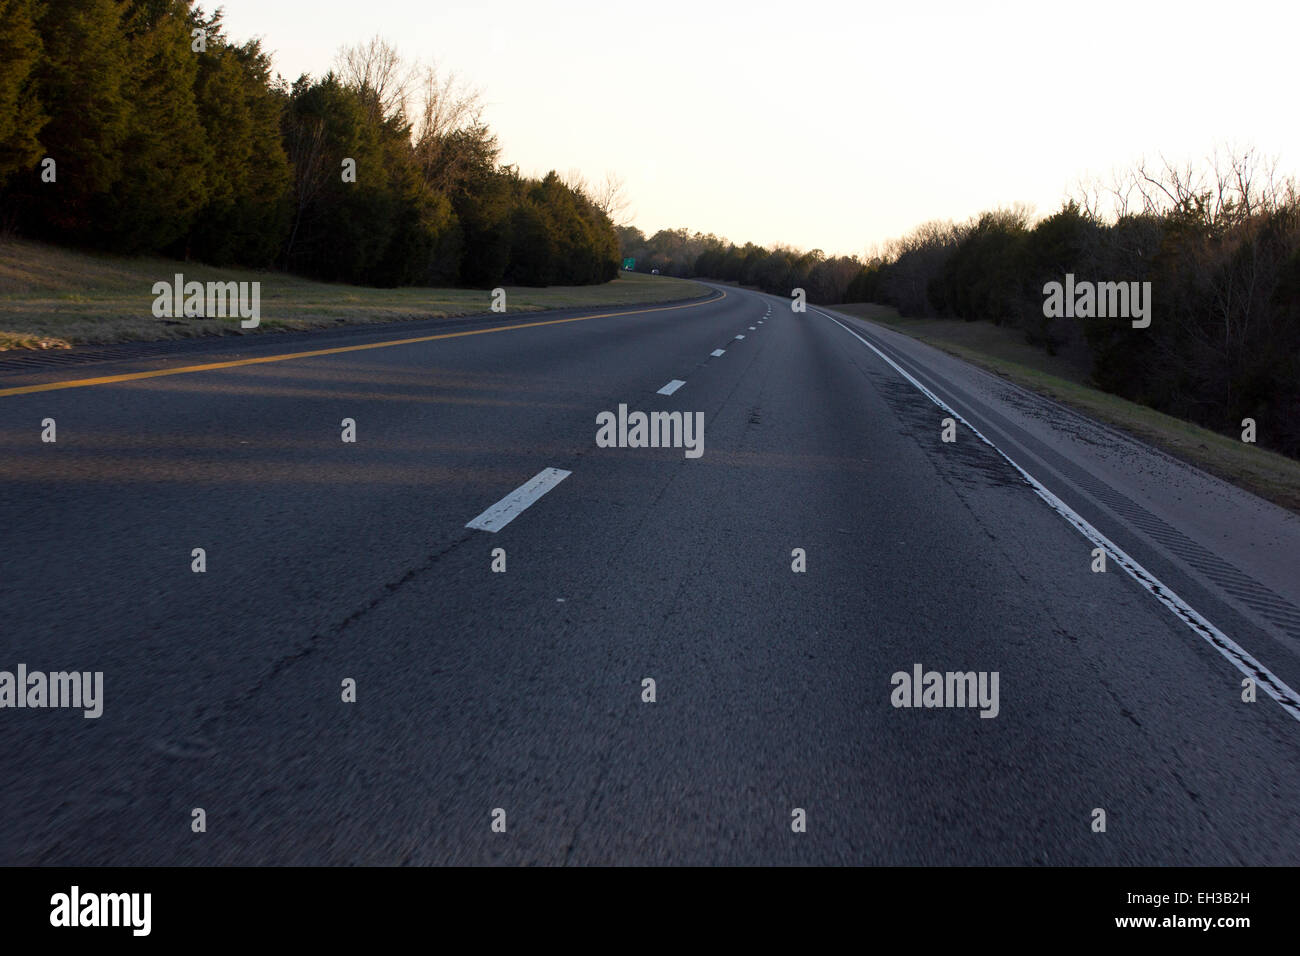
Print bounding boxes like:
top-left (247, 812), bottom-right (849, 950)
top-left (24, 0), bottom-right (131, 239)
top-left (0, 0), bottom-right (46, 186)
top-left (186, 11), bottom-right (291, 265)
top-left (282, 74), bottom-right (395, 282)
top-left (100, 0), bottom-right (211, 252)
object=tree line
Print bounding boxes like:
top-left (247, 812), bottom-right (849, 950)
top-left (0, 0), bottom-right (620, 287)
top-left (617, 225), bottom-right (863, 305)
top-left (621, 151), bottom-right (1300, 458)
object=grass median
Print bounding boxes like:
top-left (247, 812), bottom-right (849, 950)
top-left (0, 238), bottom-right (708, 350)
top-left (834, 302), bottom-right (1300, 515)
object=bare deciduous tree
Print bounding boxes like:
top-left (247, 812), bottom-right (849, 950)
top-left (412, 64), bottom-right (491, 194)
top-left (334, 36), bottom-right (420, 124)
top-left (283, 114), bottom-right (329, 260)
top-left (593, 171), bottom-right (632, 224)
top-left (414, 65), bottom-right (483, 143)
top-left (559, 168), bottom-right (589, 195)
top-left (1068, 146), bottom-right (1295, 228)
top-left (558, 170), bottom-right (632, 223)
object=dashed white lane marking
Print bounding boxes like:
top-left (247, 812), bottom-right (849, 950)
top-left (466, 467), bottom-right (571, 533)
top-left (657, 379), bottom-right (686, 395)
top-left (749, 326), bottom-right (756, 330)
top-left (814, 306), bottom-right (1300, 723)
top-left (711, 349), bottom-right (726, 357)
top-left (735, 334), bottom-right (745, 339)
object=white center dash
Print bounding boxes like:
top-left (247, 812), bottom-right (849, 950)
top-left (466, 467), bottom-right (571, 533)
top-left (735, 334), bottom-right (745, 339)
top-left (710, 349), bottom-right (726, 357)
top-left (657, 379), bottom-right (686, 395)
top-left (749, 326), bottom-right (756, 330)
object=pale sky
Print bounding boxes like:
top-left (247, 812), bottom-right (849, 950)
top-left (211, 0), bottom-right (1300, 257)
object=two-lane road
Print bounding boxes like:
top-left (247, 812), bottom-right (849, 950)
top-left (2, 284), bottom-right (1297, 864)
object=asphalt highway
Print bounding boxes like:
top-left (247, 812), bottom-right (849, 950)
top-left (1, 284), bottom-right (1297, 864)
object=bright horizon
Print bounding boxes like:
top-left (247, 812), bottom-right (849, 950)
top-left (210, 0), bottom-right (1300, 257)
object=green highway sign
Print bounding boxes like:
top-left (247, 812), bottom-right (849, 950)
top-left (622, 257), bottom-right (635, 271)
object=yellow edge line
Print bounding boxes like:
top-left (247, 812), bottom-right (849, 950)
top-left (0, 291), bottom-right (725, 398)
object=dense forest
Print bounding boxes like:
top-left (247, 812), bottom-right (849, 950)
top-left (623, 153), bottom-right (1300, 458)
top-left (0, 0), bottom-right (621, 286)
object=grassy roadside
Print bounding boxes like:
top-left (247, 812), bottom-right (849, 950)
top-left (833, 302), bottom-right (1300, 515)
top-left (0, 238), bottom-right (708, 349)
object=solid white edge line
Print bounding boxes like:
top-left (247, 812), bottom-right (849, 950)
top-left (814, 306), bottom-right (1300, 723)
top-left (657, 379), bottom-right (686, 396)
top-left (466, 467), bottom-right (572, 533)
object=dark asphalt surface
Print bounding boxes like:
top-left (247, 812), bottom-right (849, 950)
top-left (1, 285), bottom-right (1297, 865)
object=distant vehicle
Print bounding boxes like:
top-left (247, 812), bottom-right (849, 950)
top-left (651, 268), bottom-right (660, 274)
